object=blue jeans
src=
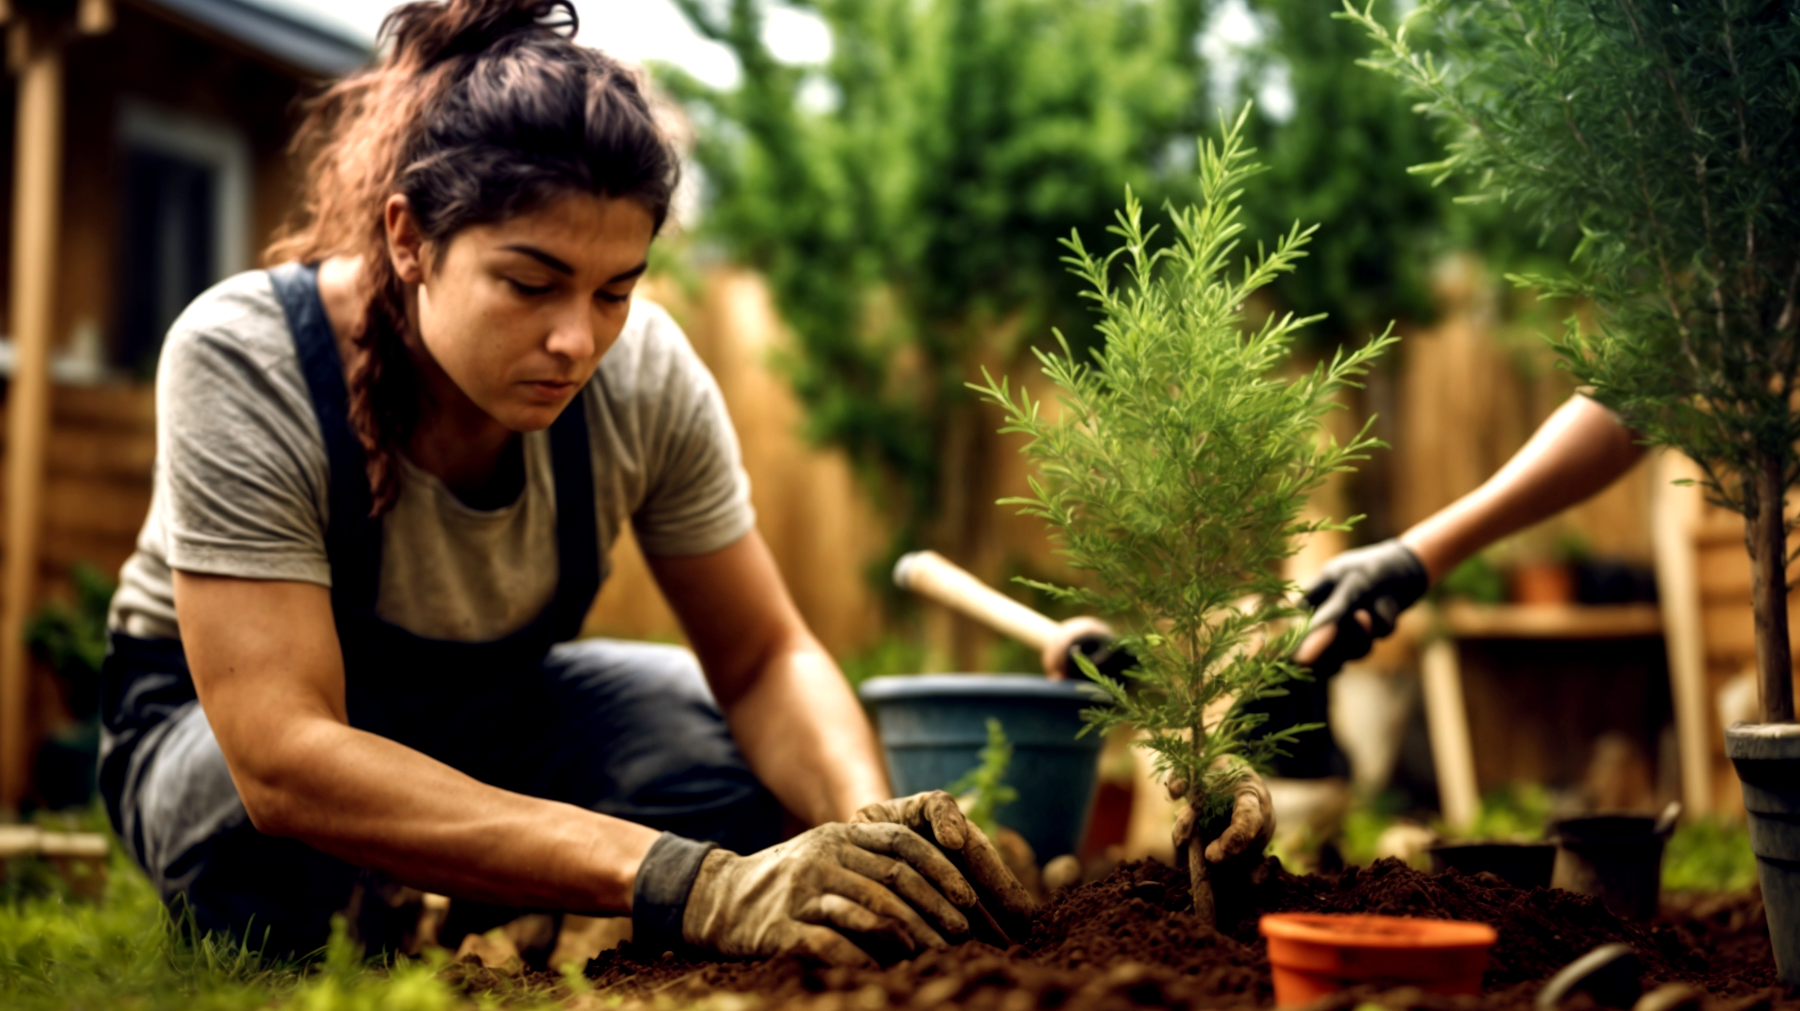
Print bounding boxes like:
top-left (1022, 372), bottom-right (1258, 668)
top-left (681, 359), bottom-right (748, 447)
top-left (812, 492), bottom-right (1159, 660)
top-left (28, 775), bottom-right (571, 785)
top-left (101, 636), bottom-right (784, 958)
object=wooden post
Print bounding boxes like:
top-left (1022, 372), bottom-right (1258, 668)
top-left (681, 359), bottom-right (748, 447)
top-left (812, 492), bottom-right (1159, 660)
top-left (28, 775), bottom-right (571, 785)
top-left (1420, 633), bottom-right (1480, 831)
top-left (1651, 450), bottom-right (1713, 815)
top-left (0, 24), bottom-right (63, 815)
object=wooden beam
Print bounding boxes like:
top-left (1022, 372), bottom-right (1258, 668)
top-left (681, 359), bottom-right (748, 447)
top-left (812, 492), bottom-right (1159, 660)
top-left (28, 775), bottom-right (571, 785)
top-left (1652, 450), bottom-right (1714, 815)
top-left (1421, 634), bottom-right (1480, 831)
top-left (0, 32), bottom-right (63, 815)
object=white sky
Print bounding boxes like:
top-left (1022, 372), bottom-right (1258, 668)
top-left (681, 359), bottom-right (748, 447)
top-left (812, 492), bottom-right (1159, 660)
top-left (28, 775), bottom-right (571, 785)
top-left (270, 0), bottom-right (1278, 111)
top-left (268, 0), bottom-right (831, 89)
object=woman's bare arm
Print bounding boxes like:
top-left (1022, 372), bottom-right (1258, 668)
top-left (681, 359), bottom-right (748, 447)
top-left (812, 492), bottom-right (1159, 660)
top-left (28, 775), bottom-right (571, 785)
top-left (648, 531), bottom-right (890, 826)
top-left (174, 572), bottom-right (659, 912)
top-left (1293, 394), bottom-right (1646, 664)
top-left (1397, 394), bottom-right (1645, 581)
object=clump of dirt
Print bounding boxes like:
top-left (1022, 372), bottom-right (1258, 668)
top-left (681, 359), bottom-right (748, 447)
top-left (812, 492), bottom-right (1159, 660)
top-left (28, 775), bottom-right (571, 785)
top-left (577, 859), bottom-right (1795, 1011)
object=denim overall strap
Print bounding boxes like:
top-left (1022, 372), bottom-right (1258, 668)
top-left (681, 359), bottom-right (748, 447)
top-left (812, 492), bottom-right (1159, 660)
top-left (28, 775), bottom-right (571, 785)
top-left (266, 262), bottom-right (380, 613)
top-left (265, 263), bottom-right (603, 744)
top-left (541, 387), bottom-right (600, 640)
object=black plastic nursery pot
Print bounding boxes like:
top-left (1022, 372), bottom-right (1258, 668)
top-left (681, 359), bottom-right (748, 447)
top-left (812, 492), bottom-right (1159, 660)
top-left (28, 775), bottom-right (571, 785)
top-left (1724, 722), bottom-right (1800, 986)
top-left (858, 674), bottom-right (1108, 862)
top-left (1547, 812), bottom-right (1674, 921)
top-left (1426, 841), bottom-right (1556, 890)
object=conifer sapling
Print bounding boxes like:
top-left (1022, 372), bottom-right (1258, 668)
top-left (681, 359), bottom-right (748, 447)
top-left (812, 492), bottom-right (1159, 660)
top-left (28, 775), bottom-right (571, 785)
top-left (972, 110), bottom-right (1396, 922)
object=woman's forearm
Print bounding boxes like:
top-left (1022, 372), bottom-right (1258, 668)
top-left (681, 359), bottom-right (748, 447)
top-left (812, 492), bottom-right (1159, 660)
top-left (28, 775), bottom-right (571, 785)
top-left (1399, 394), bottom-right (1645, 581)
top-left (722, 640), bottom-right (890, 825)
top-left (241, 713), bottom-right (659, 913)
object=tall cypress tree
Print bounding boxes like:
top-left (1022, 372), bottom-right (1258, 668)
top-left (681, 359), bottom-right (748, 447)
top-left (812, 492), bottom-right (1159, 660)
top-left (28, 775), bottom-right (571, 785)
top-left (1344, 0), bottom-right (1800, 722)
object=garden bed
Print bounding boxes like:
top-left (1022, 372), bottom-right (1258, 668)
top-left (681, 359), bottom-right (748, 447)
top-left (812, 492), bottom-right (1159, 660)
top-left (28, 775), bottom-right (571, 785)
top-left (577, 859), bottom-right (1796, 1011)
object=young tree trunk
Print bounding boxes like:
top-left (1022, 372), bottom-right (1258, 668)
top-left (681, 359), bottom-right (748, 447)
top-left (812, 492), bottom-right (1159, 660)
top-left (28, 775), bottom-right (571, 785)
top-left (1747, 450), bottom-right (1797, 723)
top-left (1187, 835), bottom-right (1215, 927)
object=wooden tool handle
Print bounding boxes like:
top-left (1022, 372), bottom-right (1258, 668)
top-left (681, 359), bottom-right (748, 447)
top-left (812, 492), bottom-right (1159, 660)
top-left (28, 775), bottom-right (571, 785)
top-left (892, 550), bottom-right (1062, 651)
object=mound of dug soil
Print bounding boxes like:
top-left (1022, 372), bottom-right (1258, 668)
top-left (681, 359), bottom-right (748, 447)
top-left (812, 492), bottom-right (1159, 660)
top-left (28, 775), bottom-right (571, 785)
top-left (581, 859), bottom-right (1796, 1011)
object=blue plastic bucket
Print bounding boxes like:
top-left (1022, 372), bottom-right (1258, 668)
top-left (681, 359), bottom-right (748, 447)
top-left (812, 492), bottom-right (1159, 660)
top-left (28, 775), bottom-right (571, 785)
top-left (858, 674), bottom-right (1108, 861)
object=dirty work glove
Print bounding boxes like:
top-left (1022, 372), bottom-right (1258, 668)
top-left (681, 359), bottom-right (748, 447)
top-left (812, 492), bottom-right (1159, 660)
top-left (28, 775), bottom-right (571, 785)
top-left (673, 822), bottom-right (981, 967)
top-left (851, 790), bottom-right (1034, 943)
top-left (1299, 539), bottom-right (1429, 677)
top-left (1169, 764), bottom-right (1275, 865)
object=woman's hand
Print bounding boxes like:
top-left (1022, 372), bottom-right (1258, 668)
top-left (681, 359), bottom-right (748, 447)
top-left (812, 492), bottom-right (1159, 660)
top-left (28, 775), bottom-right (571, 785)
top-left (1293, 539), bottom-right (1428, 673)
top-left (850, 790), bottom-right (1034, 942)
top-left (681, 822), bottom-right (981, 966)
top-left (1169, 767), bottom-right (1275, 865)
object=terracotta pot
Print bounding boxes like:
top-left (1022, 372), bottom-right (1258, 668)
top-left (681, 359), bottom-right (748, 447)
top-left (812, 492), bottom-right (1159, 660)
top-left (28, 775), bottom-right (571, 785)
top-left (1259, 913), bottom-right (1498, 1007)
top-left (1510, 562), bottom-right (1575, 605)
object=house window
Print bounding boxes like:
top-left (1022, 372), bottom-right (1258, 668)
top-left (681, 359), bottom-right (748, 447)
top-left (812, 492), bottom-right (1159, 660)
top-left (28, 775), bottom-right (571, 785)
top-left (116, 99), bottom-right (250, 373)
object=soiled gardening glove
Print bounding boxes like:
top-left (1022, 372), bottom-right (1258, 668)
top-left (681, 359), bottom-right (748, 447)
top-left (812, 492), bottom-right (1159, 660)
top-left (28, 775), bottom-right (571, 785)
top-left (668, 822), bottom-right (984, 967)
top-left (851, 790), bottom-right (1034, 943)
top-left (1169, 764), bottom-right (1275, 865)
top-left (1298, 538), bottom-right (1429, 678)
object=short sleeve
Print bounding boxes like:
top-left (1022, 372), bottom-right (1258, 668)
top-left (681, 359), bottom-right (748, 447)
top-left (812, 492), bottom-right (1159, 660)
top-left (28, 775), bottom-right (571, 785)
top-left (627, 308), bottom-right (756, 557)
top-left (155, 280), bottom-right (333, 585)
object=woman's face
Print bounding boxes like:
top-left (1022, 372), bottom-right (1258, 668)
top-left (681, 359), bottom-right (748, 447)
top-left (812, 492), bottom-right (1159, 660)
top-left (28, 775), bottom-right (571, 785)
top-left (391, 191), bottom-right (656, 433)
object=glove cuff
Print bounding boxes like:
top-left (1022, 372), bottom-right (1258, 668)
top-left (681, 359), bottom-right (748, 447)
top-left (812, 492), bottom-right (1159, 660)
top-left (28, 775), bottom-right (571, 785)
top-left (631, 832), bottom-right (717, 955)
top-left (1388, 539), bottom-right (1431, 607)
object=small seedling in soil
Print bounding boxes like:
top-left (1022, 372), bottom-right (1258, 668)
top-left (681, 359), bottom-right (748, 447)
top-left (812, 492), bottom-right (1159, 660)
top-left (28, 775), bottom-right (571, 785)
top-left (972, 107), bottom-right (1395, 925)
top-left (947, 718), bottom-right (1018, 840)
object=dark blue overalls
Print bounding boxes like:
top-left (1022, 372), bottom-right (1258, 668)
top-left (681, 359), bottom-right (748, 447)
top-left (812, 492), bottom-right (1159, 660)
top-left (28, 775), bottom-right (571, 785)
top-left (97, 263), bottom-right (783, 957)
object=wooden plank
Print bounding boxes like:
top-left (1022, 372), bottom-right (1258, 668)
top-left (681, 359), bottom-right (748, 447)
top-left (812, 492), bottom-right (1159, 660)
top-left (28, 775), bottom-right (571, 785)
top-left (1652, 451), bottom-right (1714, 814)
top-left (40, 428), bottom-right (157, 482)
top-left (51, 384), bottom-right (155, 432)
top-left (0, 40), bottom-right (64, 813)
top-left (1702, 603), bottom-right (1759, 662)
top-left (1439, 601), bottom-right (1663, 640)
top-left (1697, 543), bottom-right (1753, 602)
top-left (40, 530), bottom-right (137, 573)
top-left (1421, 638), bottom-right (1480, 831)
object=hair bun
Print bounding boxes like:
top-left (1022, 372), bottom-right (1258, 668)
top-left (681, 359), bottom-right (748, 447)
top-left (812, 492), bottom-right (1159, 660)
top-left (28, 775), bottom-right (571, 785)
top-left (380, 0), bottom-right (578, 71)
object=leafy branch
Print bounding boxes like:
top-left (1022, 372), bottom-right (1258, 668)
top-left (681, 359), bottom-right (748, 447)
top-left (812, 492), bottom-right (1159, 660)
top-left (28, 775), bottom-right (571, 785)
top-left (973, 108), bottom-right (1396, 915)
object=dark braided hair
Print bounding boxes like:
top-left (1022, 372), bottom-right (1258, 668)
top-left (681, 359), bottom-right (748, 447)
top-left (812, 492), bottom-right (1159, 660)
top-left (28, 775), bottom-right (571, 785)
top-left (266, 0), bottom-right (678, 514)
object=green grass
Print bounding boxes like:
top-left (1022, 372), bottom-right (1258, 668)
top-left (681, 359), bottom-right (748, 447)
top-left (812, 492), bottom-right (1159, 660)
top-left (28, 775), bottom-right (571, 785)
top-left (0, 834), bottom-right (580, 1011)
top-left (1332, 786), bottom-right (1761, 894)
top-left (1663, 816), bottom-right (1759, 893)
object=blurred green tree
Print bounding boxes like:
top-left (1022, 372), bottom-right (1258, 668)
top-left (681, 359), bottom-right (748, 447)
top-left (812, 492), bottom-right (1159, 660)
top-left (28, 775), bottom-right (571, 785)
top-left (662, 0), bottom-right (1213, 588)
top-left (1238, 0), bottom-right (1450, 340)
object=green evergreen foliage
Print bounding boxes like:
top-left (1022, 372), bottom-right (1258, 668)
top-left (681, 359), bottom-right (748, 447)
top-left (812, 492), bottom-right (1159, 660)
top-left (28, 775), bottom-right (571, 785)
top-left (946, 718), bottom-right (1019, 838)
top-left (972, 111), bottom-right (1395, 826)
top-left (1343, 0), bottom-right (1800, 721)
top-left (664, 0), bottom-right (1212, 545)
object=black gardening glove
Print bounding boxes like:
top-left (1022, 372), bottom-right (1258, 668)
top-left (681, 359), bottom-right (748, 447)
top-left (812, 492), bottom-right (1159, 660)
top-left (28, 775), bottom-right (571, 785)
top-left (1238, 540), bottom-right (1428, 780)
top-left (1298, 538), bottom-right (1429, 680)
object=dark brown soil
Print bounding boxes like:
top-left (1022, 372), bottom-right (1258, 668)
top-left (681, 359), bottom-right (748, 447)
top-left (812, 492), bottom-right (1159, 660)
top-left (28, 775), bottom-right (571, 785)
top-left (579, 859), bottom-right (1797, 1010)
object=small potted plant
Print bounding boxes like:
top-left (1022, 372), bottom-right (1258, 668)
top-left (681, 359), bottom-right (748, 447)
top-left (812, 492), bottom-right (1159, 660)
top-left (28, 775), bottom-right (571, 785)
top-left (974, 109), bottom-right (1394, 922)
top-left (1346, 0), bottom-right (1800, 980)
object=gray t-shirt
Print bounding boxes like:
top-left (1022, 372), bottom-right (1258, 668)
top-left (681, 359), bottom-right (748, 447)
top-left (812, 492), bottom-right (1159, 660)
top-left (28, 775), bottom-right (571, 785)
top-left (108, 270), bottom-right (755, 643)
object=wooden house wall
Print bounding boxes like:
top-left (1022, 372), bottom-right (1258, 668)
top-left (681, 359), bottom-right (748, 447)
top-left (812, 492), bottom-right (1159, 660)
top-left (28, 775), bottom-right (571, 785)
top-left (0, 4), bottom-right (310, 606)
